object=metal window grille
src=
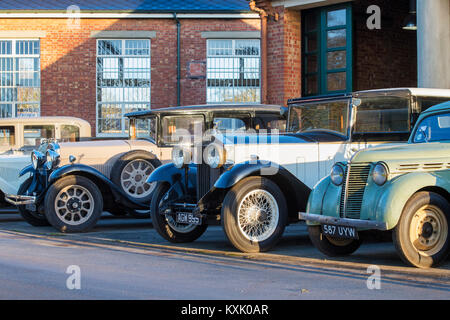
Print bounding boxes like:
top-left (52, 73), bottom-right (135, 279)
top-left (96, 39), bottom-right (151, 136)
top-left (207, 39), bottom-right (261, 104)
top-left (0, 39), bottom-right (40, 118)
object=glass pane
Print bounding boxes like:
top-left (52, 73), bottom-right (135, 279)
top-left (161, 116), bottom-right (204, 144)
top-left (235, 40), bottom-right (260, 56)
top-left (208, 40), bottom-right (233, 56)
top-left (414, 112), bottom-right (450, 143)
top-left (327, 29), bottom-right (346, 48)
top-left (125, 40), bottom-right (150, 56)
top-left (327, 9), bottom-right (346, 27)
top-left (306, 34), bottom-right (318, 52)
top-left (306, 55), bottom-right (318, 73)
top-left (16, 103), bottom-right (39, 117)
top-left (305, 12), bottom-right (318, 32)
top-left (0, 41), bottom-right (12, 55)
top-left (327, 51), bottom-right (346, 70)
top-left (0, 126), bottom-right (15, 146)
top-left (61, 125), bottom-right (80, 142)
top-left (305, 75), bottom-right (318, 95)
top-left (98, 40), bottom-right (122, 56)
top-left (213, 118), bottom-right (247, 133)
top-left (0, 104), bottom-right (12, 118)
top-left (327, 72), bottom-right (346, 91)
top-left (23, 125), bottom-right (55, 146)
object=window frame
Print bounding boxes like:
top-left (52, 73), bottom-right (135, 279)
top-left (302, 3), bottom-right (353, 96)
top-left (206, 38), bottom-right (261, 104)
top-left (0, 38), bottom-right (41, 118)
top-left (95, 38), bottom-right (151, 137)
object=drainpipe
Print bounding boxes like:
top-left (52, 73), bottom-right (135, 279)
top-left (173, 12), bottom-right (181, 106)
top-left (249, 1), bottom-right (268, 104)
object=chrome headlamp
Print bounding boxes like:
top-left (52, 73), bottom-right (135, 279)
top-left (204, 143), bottom-right (226, 169)
top-left (172, 145), bottom-right (191, 169)
top-left (372, 162), bottom-right (388, 186)
top-left (330, 164), bottom-right (345, 186)
top-left (31, 151), bottom-right (45, 170)
top-left (45, 149), bottom-right (61, 170)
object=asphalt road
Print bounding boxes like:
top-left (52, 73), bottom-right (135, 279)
top-left (0, 210), bottom-right (449, 300)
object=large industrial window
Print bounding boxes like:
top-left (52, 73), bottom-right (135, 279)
top-left (96, 39), bottom-right (151, 136)
top-left (302, 4), bottom-right (352, 96)
top-left (207, 39), bottom-right (261, 104)
top-left (0, 39), bottom-right (40, 118)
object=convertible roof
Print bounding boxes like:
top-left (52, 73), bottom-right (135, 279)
top-left (125, 104), bottom-right (287, 118)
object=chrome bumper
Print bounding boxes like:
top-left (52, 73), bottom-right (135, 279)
top-left (299, 212), bottom-right (388, 231)
top-left (4, 194), bottom-right (37, 206)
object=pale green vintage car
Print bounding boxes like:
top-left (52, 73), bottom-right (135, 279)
top-left (300, 101), bottom-right (450, 268)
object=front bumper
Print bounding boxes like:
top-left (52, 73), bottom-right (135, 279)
top-left (299, 212), bottom-right (388, 231)
top-left (4, 194), bottom-right (36, 206)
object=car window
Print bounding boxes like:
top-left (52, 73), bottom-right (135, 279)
top-left (0, 126), bottom-right (15, 147)
top-left (413, 112), bottom-right (450, 143)
top-left (60, 125), bottom-right (80, 142)
top-left (213, 117), bottom-right (247, 133)
top-left (23, 125), bottom-right (55, 147)
top-left (161, 115), bottom-right (204, 145)
top-left (416, 97), bottom-right (450, 113)
top-left (354, 96), bottom-right (409, 133)
top-left (253, 115), bottom-right (286, 133)
top-left (134, 117), bottom-right (157, 140)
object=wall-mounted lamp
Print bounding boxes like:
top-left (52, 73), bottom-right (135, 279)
top-left (403, 0), bottom-right (417, 30)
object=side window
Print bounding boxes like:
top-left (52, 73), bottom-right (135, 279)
top-left (60, 125), bottom-right (80, 142)
top-left (417, 97), bottom-right (450, 112)
top-left (161, 116), bottom-right (204, 145)
top-left (253, 115), bottom-right (286, 133)
top-left (23, 125), bottom-right (55, 147)
top-left (213, 117), bottom-right (248, 133)
top-left (0, 126), bottom-right (15, 147)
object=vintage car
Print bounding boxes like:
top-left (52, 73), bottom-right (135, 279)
top-left (299, 101), bottom-right (450, 268)
top-left (5, 104), bottom-right (287, 232)
top-left (147, 88), bottom-right (450, 253)
top-left (0, 116), bottom-right (91, 206)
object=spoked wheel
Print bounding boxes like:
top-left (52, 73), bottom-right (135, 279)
top-left (150, 183), bottom-right (207, 243)
top-left (394, 191), bottom-right (450, 268)
top-left (111, 151), bottom-right (161, 204)
top-left (222, 176), bottom-right (287, 253)
top-left (308, 225), bottom-right (362, 257)
top-left (45, 175), bottom-right (103, 233)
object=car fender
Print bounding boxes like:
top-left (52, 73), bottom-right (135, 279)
top-left (199, 160), bottom-right (311, 221)
top-left (147, 163), bottom-right (197, 189)
top-left (374, 171), bottom-right (450, 230)
top-left (48, 164), bottom-right (148, 210)
top-left (19, 164), bottom-right (34, 177)
top-left (304, 176), bottom-right (335, 226)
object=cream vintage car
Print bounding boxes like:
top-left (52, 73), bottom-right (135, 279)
top-left (0, 116), bottom-right (91, 205)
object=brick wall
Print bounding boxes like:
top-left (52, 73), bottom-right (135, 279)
top-left (0, 18), bottom-right (260, 135)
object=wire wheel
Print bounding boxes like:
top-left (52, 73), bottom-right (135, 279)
top-left (54, 185), bottom-right (94, 226)
top-left (237, 189), bottom-right (279, 242)
top-left (120, 159), bottom-right (156, 199)
top-left (409, 204), bottom-right (448, 256)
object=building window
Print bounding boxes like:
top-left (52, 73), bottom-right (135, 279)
top-left (302, 4), bottom-right (352, 96)
top-left (207, 39), bottom-right (261, 104)
top-left (0, 39), bottom-right (40, 118)
top-left (96, 39), bottom-right (151, 136)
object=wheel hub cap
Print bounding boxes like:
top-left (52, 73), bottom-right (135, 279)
top-left (54, 185), bottom-right (94, 226)
top-left (121, 160), bottom-right (156, 198)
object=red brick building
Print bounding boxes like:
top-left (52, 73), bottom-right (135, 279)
top-left (0, 0), bottom-right (443, 137)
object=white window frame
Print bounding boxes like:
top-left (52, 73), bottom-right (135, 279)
top-left (206, 39), bottom-right (261, 104)
top-left (0, 38), bottom-right (41, 118)
top-left (96, 38), bottom-right (151, 137)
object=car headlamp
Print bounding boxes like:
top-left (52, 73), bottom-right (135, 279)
top-left (372, 162), bottom-right (388, 186)
top-left (204, 143), bottom-right (226, 169)
top-left (330, 164), bottom-right (345, 186)
top-left (172, 145), bottom-right (191, 169)
top-left (45, 149), bottom-right (61, 170)
top-left (31, 151), bottom-right (45, 170)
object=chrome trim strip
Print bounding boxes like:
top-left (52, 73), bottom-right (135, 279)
top-left (4, 194), bottom-right (36, 206)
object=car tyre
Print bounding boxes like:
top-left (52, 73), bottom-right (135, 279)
top-left (222, 176), bottom-right (287, 253)
top-left (44, 175), bottom-right (103, 233)
top-left (393, 191), bottom-right (450, 268)
top-left (17, 177), bottom-right (50, 227)
top-left (150, 182), bottom-right (207, 243)
top-left (308, 225), bottom-right (362, 257)
top-left (110, 150), bottom-right (161, 204)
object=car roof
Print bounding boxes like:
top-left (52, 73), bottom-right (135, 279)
top-left (420, 100), bottom-right (450, 114)
top-left (354, 87), bottom-right (450, 98)
top-left (125, 104), bottom-right (287, 118)
top-left (0, 116), bottom-right (91, 126)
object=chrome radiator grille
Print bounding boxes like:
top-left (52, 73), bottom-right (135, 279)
top-left (196, 164), bottom-right (221, 201)
top-left (339, 164), bottom-right (371, 219)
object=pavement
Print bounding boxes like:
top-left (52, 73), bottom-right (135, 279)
top-left (0, 209), bottom-right (449, 299)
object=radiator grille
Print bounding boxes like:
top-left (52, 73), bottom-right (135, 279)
top-left (340, 164), bottom-right (371, 219)
top-left (196, 164), bottom-right (211, 201)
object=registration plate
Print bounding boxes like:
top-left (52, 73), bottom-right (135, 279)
top-left (322, 224), bottom-right (358, 240)
top-left (176, 212), bottom-right (202, 225)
